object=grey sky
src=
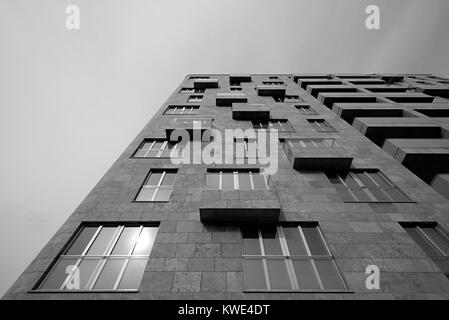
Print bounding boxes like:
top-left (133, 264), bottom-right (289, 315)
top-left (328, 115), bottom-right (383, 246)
top-left (1, 0), bottom-right (448, 296)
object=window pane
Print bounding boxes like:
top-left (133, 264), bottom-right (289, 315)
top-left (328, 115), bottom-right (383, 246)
top-left (351, 188), bottom-right (372, 202)
top-left (238, 173), bottom-right (252, 190)
top-left (39, 258), bottom-right (78, 289)
top-left (161, 172), bottom-right (176, 186)
top-left (146, 173), bottom-right (162, 186)
top-left (221, 173), bottom-right (234, 190)
top-left (367, 188), bottom-right (390, 202)
top-left (283, 227), bottom-right (307, 255)
top-left (292, 259), bottom-right (320, 290)
top-left (369, 172), bottom-right (390, 187)
top-left (153, 188), bottom-right (171, 201)
top-left (135, 144), bottom-right (150, 157)
top-left (136, 187), bottom-right (156, 201)
top-left (315, 259), bottom-right (345, 290)
top-left (66, 227), bottom-right (98, 255)
top-left (261, 226), bottom-right (283, 255)
top-left (421, 227), bottom-right (449, 256)
top-left (152, 142), bottom-right (164, 151)
top-left (242, 227), bottom-right (261, 255)
top-left (146, 150), bottom-right (160, 157)
top-left (384, 188), bottom-right (409, 202)
top-left (336, 189), bottom-right (357, 202)
top-left (355, 172), bottom-right (376, 187)
top-left (267, 259), bottom-right (292, 289)
top-left (93, 258), bottom-right (126, 289)
top-left (117, 258), bottom-right (147, 289)
top-left (404, 227), bottom-right (441, 257)
top-left (87, 227), bottom-right (117, 255)
top-left (432, 259), bottom-right (449, 275)
top-left (252, 174), bottom-right (267, 189)
top-left (205, 173), bottom-right (220, 189)
top-left (111, 227), bottom-right (140, 255)
top-left (74, 258), bottom-right (100, 290)
top-left (244, 259), bottom-right (267, 290)
top-left (302, 227), bottom-right (327, 255)
top-left (132, 227), bottom-right (158, 256)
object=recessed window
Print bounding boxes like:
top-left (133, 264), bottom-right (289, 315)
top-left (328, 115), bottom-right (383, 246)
top-left (135, 169), bottom-right (178, 202)
top-left (234, 138), bottom-right (259, 159)
top-left (268, 76), bottom-right (279, 80)
top-left (37, 224), bottom-right (158, 291)
top-left (173, 117), bottom-right (212, 127)
top-left (287, 138), bottom-right (334, 148)
top-left (252, 119), bottom-right (294, 132)
top-left (187, 95), bottom-right (203, 103)
top-left (296, 105), bottom-right (318, 115)
top-left (230, 87), bottom-right (243, 92)
top-left (262, 81), bottom-right (284, 86)
top-left (133, 139), bottom-right (184, 158)
top-left (326, 170), bottom-right (410, 203)
top-left (308, 119), bottom-right (336, 132)
top-left (165, 105), bottom-right (199, 115)
top-left (402, 223), bottom-right (449, 278)
top-left (204, 169), bottom-right (268, 190)
top-left (274, 95), bottom-right (301, 103)
top-left (179, 88), bottom-right (205, 94)
top-left (242, 224), bottom-right (347, 291)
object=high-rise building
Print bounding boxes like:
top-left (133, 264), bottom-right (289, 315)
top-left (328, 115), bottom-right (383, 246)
top-left (4, 73), bottom-right (449, 299)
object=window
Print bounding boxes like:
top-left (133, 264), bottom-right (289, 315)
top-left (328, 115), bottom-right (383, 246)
top-left (187, 95), bottom-right (203, 103)
top-left (234, 138), bottom-right (259, 159)
top-left (402, 223), bottom-right (449, 277)
top-left (204, 169), bottom-right (268, 190)
top-left (296, 105), bottom-right (318, 115)
top-left (252, 119), bottom-right (294, 131)
top-left (268, 76), bottom-right (279, 80)
top-left (179, 88), bottom-right (205, 94)
top-left (173, 117), bottom-right (212, 127)
top-left (326, 170), bottom-right (410, 202)
top-left (135, 169), bottom-right (177, 202)
top-left (242, 224), bottom-right (346, 291)
top-left (262, 81), bottom-right (284, 86)
top-left (308, 119), bottom-right (336, 132)
top-left (230, 87), bottom-right (243, 92)
top-left (189, 76), bottom-right (209, 80)
top-left (274, 95), bottom-right (301, 103)
top-left (287, 138), bottom-right (334, 148)
top-left (133, 139), bottom-right (184, 158)
top-left (37, 224), bottom-right (158, 291)
top-left (165, 105), bottom-right (199, 115)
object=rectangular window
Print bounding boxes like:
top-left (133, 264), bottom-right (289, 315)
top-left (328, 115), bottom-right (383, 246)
top-left (133, 139), bottom-right (184, 158)
top-left (173, 117), bottom-right (212, 127)
top-left (296, 105), bottom-right (318, 115)
top-left (179, 88), bottom-right (205, 94)
top-left (262, 81), bottom-right (284, 86)
top-left (252, 119), bottom-right (294, 132)
top-left (274, 95), bottom-right (301, 103)
top-left (204, 169), bottom-right (269, 190)
top-left (230, 87), bottom-right (243, 91)
top-left (135, 169), bottom-right (177, 202)
top-left (308, 119), bottom-right (336, 132)
top-left (165, 105), bottom-right (199, 115)
top-left (234, 138), bottom-right (260, 159)
top-left (37, 224), bottom-right (158, 291)
top-left (326, 170), bottom-right (411, 203)
top-left (402, 223), bottom-right (449, 278)
top-left (287, 138), bottom-right (334, 148)
top-left (189, 76), bottom-right (209, 80)
top-left (242, 224), bottom-right (347, 291)
top-left (187, 95), bottom-right (203, 103)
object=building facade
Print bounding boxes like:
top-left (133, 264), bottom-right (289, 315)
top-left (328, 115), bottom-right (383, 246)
top-left (4, 73), bottom-right (449, 300)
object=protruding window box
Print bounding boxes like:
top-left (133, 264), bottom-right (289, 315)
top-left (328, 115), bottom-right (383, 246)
top-left (306, 85), bottom-right (358, 98)
top-left (256, 85), bottom-right (286, 97)
top-left (378, 74), bottom-right (404, 82)
top-left (317, 92), bottom-right (377, 108)
top-left (193, 78), bottom-right (219, 89)
top-left (165, 117), bottom-right (213, 140)
top-left (229, 74), bottom-right (252, 83)
top-left (332, 103), bottom-right (403, 124)
top-left (353, 117), bottom-right (442, 146)
top-left (283, 138), bottom-right (353, 171)
top-left (216, 92), bottom-right (248, 106)
top-left (379, 92), bottom-right (434, 103)
top-left (361, 85), bottom-right (408, 92)
top-left (297, 79), bottom-right (341, 89)
top-left (414, 85), bottom-right (449, 98)
top-left (232, 103), bottom-right (270, 120)
top-left (344, 79), bottom-right (386, 85)
top-left (199, 191), bottom-right (281, 223)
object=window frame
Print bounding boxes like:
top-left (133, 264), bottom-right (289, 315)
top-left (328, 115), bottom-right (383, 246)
top-left (132, 139), bottom-right (184, 159)
top-left (252, 119), bottom-right (294, 132)
top-left (204, 169), bottom-right (269, 190)
top-left (295, 104), bottom-right (318, 115)
top-left (33, 223), bottom-right (159, 293)
top-left (164, 105), bottom-right (200, 115)
top-left (187, 95), bottom-right (203, 103)
top-left (327, 169), bottom-right (412, 203)
top-left (307, 119), bottom-right (336, 132)
top-left (134, 169), bottom-right (178, 202)
top-left (242, 224), bottom-right (349, 292)
top-left (179, 87), bottom-right (205, 94)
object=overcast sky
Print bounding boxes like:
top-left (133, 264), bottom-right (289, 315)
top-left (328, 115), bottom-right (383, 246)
top-left (1, 0), bottom-right (449, 296)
